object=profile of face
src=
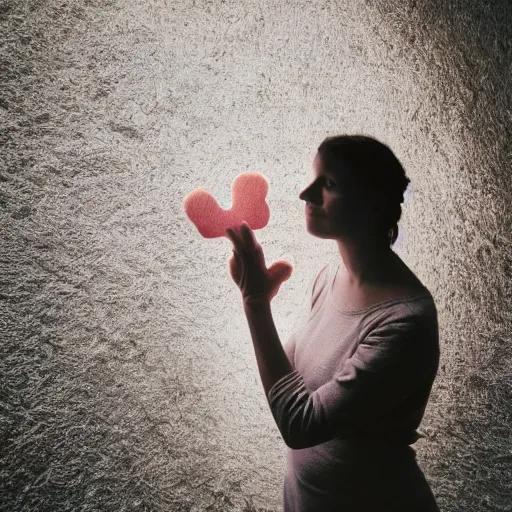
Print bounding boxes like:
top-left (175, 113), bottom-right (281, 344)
top-left (298, 152), bottom-right (380, 241)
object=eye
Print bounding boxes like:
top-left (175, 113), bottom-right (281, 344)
top-left (324, 177), bottom-right (337, 190)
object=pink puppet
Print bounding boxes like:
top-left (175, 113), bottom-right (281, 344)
top-left (183, 172), bottom-right (293, 303)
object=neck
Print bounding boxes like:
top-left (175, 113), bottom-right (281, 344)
top-left (335, 237), bottom-right (397, 288)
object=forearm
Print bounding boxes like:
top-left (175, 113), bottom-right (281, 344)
top-left (243, 298), bottom-right (339, 449)
top-left (243, 298), bottom-right (294, 398)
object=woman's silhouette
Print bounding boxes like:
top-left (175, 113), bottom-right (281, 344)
top-left (227, 135), bottom-right (440, 511)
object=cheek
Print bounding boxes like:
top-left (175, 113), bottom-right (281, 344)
top-left (330, 201), bottom-right (370, 225)
top-left (328, 197), bottom-right (357, 215)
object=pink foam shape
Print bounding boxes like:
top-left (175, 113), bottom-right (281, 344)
top-left (183, 172), bottom-right (270, 238)
top-left (183, 172), bottom-right (293, 301)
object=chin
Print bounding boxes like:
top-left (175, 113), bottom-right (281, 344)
top-left (306, 225), bottom-right (334, 239)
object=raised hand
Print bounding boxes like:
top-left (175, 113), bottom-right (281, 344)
top-left (226, 222), bottom-right (293, 304)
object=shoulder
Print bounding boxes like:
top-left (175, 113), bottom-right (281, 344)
top-left (360, 298), bottom-right (440, 367)
top-left (363, 297), bottom-right (438, 336)
top-left (310, 263), bottom-right (332, 309)
top-left (312, 263), bottom-right (331, 293)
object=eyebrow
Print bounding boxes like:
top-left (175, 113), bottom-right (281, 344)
top-left (314, 169), bottom-right (338, 180)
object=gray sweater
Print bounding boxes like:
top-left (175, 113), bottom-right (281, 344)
top-left (267, 263), bottom-right (440, 511)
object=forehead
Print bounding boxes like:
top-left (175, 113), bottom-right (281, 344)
top-left (313, 152), bottom-right (350, 178)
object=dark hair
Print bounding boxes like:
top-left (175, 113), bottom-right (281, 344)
top-left (317, 134), bottom-right (410, 247)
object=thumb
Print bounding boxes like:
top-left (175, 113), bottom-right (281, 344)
top-left (267, 261), bottom-right (293, 300)
top-left (268, 261), bottom-right (293, 284)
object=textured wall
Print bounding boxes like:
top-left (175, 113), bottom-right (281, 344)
top-left (1, 0), bottom-right (510, 511)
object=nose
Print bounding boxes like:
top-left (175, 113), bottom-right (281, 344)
top-left (299, 182), bottom-right (322, 206)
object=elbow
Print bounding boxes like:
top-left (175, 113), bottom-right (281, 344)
top-left (269, 378), bottom-right (334, 449)
top-left (273, 407), bottom-right (335, 449)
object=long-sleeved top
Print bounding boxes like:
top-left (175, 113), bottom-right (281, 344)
top-left (267, 262), bottom-right (440, 511)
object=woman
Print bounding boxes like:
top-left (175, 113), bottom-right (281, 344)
top-left (226, 135), bottom-right (440, 511)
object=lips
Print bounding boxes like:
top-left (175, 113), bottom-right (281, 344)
top-left (306, 207), bottom-right (324, 217)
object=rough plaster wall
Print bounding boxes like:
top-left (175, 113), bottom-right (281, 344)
top-left (367, 2), bottom-right (512, 510)
top-left (1, 0), bottom-right (510, 511)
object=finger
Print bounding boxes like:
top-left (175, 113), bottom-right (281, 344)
top-left (226, 227), bottom-right (245, 254)
top-left (240, 222), bottom-right (259, 253)
top-left (268, 261), bottom-right (293, 283)
top-left (229, 251), bottom-right (242, 283)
